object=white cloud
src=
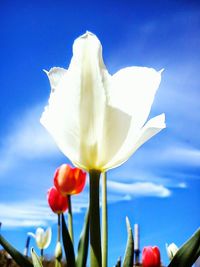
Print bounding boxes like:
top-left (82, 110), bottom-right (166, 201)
top-left (107, 180), bottom-right (171, 198)
top-left (0, 104), bottom-right (61, 173)
top-left (0, 189), bottom-right (90, 228)
top-left (0, 201), bottom-right (54, 228)
top-left (163, 146), bottom-right (200, 167)
top-left (109, 142), bottom-right (200, 185)
top-left (178, 182), bottom-right (187, 188)
top-left (0, 178), bottom-right (172, 229)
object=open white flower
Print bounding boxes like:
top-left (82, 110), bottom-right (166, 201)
top-left (166, 243), bottom-right (179, 260)
top-left (28, 227), bottom-right (52, 250)
top-left (41, 32), bottom-right (166, 172)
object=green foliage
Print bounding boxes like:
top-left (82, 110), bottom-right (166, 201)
top-left (0, 234), bottom-right (33, 267)
top-left (76, 208), bottom-right (90, 267)
top-left (168, 228), bottom-right (200, 267)
top-left (55, 259), bottom-right (62, 267)
top-left (61, 213), bottom-right (76, 267)
top-left (122, 217), bottom-right (134, 267)
top-left (31, 248), bottom-right (43, 267)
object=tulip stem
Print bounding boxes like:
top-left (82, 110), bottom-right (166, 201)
top-left (55, 214), bottom-right (62, 267)
top-left (89, 170), bottom-right (102, 267)
top-left (67, 195), bottom-right (74, 244)
top-left (102, 171), bottom-right (108, 267)
top-left (57, 214), bottom-right (61, 242)
top-left (40, 248), bottom-right (44, 261)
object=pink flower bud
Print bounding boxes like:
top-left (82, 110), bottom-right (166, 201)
top-left (142, 246), bottom-right (161, 267)
top-left (47, 186), bottom-right (68, 214)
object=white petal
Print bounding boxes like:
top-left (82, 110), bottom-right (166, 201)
top-left (166, 243), bottom-right (179, 260)
top-left (110, 67), bottom-right (162, 129)
top-left (96, 105), bottom-right (131, 170)
top-left (43, 227), bottom-right (52, 249)
top-left (44, 67), bottom-right (67, 93)
top-left (73, 32), bottom-right (108, 168)
top-left (105, 114), bottom-right (166, 170)
top-left (133, 113), bottom-right (166, 150)
top-left (41, 32), bottom-right (111, 170)
top-left (35, 228), bottom-right (45, 249)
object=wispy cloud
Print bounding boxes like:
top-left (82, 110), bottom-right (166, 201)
top-left (0, 104), bottom-right (60, 174)
top-left (162, 146), bottom-right (200, 167)
top-left (0, 177), bottom-right (172, 228)
top-left (107, 180), bottom-right (171, 198)
top-left (0, 201), bottom-right (54, 228)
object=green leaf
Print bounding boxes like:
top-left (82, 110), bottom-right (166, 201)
top-left (31, 248), bottom-right (43, 267)
top-left (168, 228), bottom-right (200, 267)
top-left (0, 234), bottom-right (33, 267)
top-left (55, 259), bottom-right (62, 267)
top-left (61, 213), bottom-right (76, 267)
top-left (122, 217), bottom-right (134, 267)
top-left (115, 257), bottom-right (121, 267)
top-left (76, 208), bottom-right (90, 267)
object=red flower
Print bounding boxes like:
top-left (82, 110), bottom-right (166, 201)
top-left (142, 246), bottom-right (161, 267)
top-left (54, 164), bottom-right (86, 195)
top-left (47, 186), bottom-right (68, 214)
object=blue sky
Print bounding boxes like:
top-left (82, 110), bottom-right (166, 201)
top-left (0, 0), bottom-right (200, 266)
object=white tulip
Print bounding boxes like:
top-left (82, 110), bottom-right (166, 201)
top-left (41, 32), bottom-right (165, 171)
top-left (166, 243), bottom-right (179, 260)
top-left (28, 227), bottom-right (52, 250)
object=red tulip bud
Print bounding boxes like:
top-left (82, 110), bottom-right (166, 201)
top-left (142, 246), bottom-right (161, 267)
top-left (47, 186), bottom-right (68, 214)
top-left (54, 164), bottom-right (86, 195)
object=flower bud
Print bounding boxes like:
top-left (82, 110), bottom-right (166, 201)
top-left (142, 246), bottom-right (161, 267)
top-left (47, 186), bottom-right (68, 214)
top-left (54, 164), bottom-right (86, 195)
top-left (28, 227), bottom-right (52, 250)
top-left (166, 243), bottom-right (178, 260)
top-left (55, 241), bottom-right (62, 261)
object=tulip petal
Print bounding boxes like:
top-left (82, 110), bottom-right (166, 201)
top-left (43, 227), bottom-right (52, 249)
top-left (131, 113), bottom-right (166, 151)
top-left (166, 243), bottom-right (179, 260)
top-left (110, 67), bottom-right (162, 129)
top-left (41, 68), bottom-right (80, 166)
top-left (35, 228), bottom-right (45, 249)
top-left (44, 67), bottom-right (67, 92)
top-left (97, 105), bottom-right (131, 170)
top-left (41, 32), bottom-right (112, 170)
top-left (72, 32), bottom-right (110, 169)
top-left (105, 114), bottom-right (166, 170)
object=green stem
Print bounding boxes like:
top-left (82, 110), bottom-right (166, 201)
top-left (89, 170), bottom-right (102, 267)
top-left (55, 214), bottom-right (62, 267)
top-left (102, 172), bottom-right (108, 267)
top-left (58, 214), bottom-right (61, 242)
top-left (40, 248), bottom-right (43, 261)
top-left (67, 195), bottom-right (74, 244)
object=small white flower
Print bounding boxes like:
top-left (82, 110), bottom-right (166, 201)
top-left (41, 32), bottom-right (166, 172)
top-left (166, 243), bottom-right (179, 260)
top-left (28, 227), bottom-right (52, 250)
